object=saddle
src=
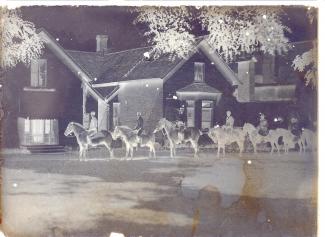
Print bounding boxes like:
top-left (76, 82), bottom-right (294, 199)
top-left (88, 131), bottom-right (107, 141)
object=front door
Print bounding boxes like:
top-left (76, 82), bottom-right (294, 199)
top-left (201, 100), bottom-right (213, 129)
top-left (186, 100), bottom-right (195, 127)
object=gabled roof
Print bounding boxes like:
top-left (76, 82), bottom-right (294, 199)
top-left (38, 28), bottom-right (241, 97)
top-left (66, 47), bottom-right (183, 83)
top-left (94, 85), bottom-right (119, 100)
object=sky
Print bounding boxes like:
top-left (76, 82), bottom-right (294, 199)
top-left (20, 6), bottom-right (317, 52)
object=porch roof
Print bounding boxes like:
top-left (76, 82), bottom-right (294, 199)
top-left (177, 82), bottom-right (222, 94)
top-left (93, 85), bottom-right (119, 101)
top-left (176, 82), bottom-right (222, 101)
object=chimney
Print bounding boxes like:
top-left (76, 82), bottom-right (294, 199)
top-left (261, 54), bottom-right (275, 83)
top-left (194, 62), bottom-right (205, 82)
top-left (237, 60), bottom-right (255, 102)
top-left (96, 35), bottom-right (108, 52)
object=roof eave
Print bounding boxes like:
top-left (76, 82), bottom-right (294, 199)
top-left (38, 29), bottom-right (104, 101)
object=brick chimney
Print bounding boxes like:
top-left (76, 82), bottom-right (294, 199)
top-left (237, 60), bottom-right (255, 102)
top-left (96, 35), bottom-right (108, 52)
top-left (194, 62), bottom-right (205, 82)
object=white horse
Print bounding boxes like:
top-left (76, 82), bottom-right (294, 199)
top-left (153, 118), bottom-right (202, 158)
top-left (112, 126), bottom-right (156, 159)
top-left (243, 123), bottom-right (296, 153)
top-left (207, 126), bottom-right (247, 157)
top-left (299, 128), bottom-right (317, 152)
top-left (64, 122), bottom-right (114, 160)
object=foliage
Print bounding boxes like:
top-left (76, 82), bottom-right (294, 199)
top-left (292, 42), bottom-right (317, 87)
top-left (133, 6), bottom-right (291, 61)
top-left (1, 8), bottom-right (44, 69)
top-left (292, 7), bottom-right (317, 87)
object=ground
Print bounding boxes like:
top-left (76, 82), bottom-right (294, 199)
top-left (0, 147), bottom-right (317, 237)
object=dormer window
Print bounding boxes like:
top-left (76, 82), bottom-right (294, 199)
top-left (31, 59), bottom-right (47, 88)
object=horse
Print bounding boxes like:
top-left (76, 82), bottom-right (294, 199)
top-left (299, 128), bottom-right (317, 152)
top-left (153, 118), bottom-right (201, 158)
top-left (112, 126), bottom-right (156, 159)
top-left (243, 123), bottom-right (296, 153)
top-left (64, 122), bottom-right (114, 160)
top-left (207, 126), bottom-right (246, 157)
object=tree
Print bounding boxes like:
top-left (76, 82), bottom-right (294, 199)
top-left (291, 7), bottom-right (317, 87)
top-left (132, 6), bottom-right (291, 61)
top-left (0, 8), bottom-right (44, 121)
top-left (0, 8), bottom-right (44, 69)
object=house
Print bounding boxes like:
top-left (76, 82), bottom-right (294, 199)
top-left (2, 28), bottom-right (315, 150)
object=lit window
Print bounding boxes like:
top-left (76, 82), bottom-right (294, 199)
top-left (45, 120), bottom-right (51, 134)
top-left (24, 119), bottom-right (30, 133)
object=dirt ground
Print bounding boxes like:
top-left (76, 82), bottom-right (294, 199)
top-left (0, 147), bottom-right (317, 237)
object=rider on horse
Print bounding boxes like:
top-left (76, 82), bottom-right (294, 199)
top-left (88, 111), bottom-right (98, 137)
top-left (134, 112), bottom-right (144, 136)
top-left (223, 110), bottom-right (234, 133)
top-left (257, 112), bottom-right (269, 136)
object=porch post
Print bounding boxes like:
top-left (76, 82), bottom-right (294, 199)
top-left (186, 100), bottom-right (195, 127)
top-left (82, 83), bottom-right (89, 128)
top-left (98, 99), bottom-right (109, 131)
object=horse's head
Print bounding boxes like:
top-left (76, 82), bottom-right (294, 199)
top-left (242, 123), bottom-right (255, 135)
top-left (64, 122), bottom-right (75, 137)
top-left (112, 126), bottom-right (122, 139)
top-left (207, 127), bottom-right (219, 138)
top-left (153, 118), bottom-right (168, 133)
top-left (175, 120), bottom-right (185, 128)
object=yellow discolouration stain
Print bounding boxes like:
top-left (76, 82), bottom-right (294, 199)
top-left (191, 208), bottom-right (200, 237)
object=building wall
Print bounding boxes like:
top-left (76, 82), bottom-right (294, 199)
top-left (163, 51), bottom-right (232, 122)
top-left (117, 79), bottom-right (163, 132)
top-left (3, 48), bottom-right (83, 147)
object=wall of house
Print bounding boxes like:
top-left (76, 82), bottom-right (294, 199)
top-left (163, 51), bottom-right (233, 123)
top-left (164, 52), bottom-right (232, 97)
top-left (3, 48), bottom-right (83, 147)
top-left (116, 79), bottom-right (163, 132)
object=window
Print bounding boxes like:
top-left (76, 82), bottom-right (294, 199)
top-left (201, 100), bottom-right (213, 129)
top-left (31, 59), bottom-right (47, 87)
top-left (194, 62), bottom-right (205, 82)
top-left (24, 119), bottom-right (30, 133)
top-left (45, 120), bottom-right (51, 134)
top-left (32, 119), bottom-right (45, 143)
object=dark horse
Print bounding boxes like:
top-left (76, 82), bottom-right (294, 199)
top-left (153, 118), bottom-right (202, 158)
top-left (64, 122), bottom-right (114, 161)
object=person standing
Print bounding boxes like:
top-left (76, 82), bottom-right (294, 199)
top-left (88, 111), bottom-right (98, 137)
top-left (134, 112), bottom-right (144, 135)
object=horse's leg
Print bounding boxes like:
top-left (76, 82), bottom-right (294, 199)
top-left (173, 143), bottom-right (176, 157)
top-left (79, 147), bottom-right (83, 161)
top-left (83, 147), bottom-right (87, 160)
top-left (254, 142), bottom-right (258, 153)
top-left (192, 140), bottom-right (199, 158)
top-left (216, 142), bottom-right (221, 158)
top-left (124, 145), bottom-right (129, 159)
top-left (130, 146), bottom-right (134, 159)
top-left (152, 145), bottom-right (156, 159)
top-left (170, 143), bottom-right (173, 158)
top-left (270, 141), bottom-right (274, 153)
top-left (238, 142), bottom-right (243, 157)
